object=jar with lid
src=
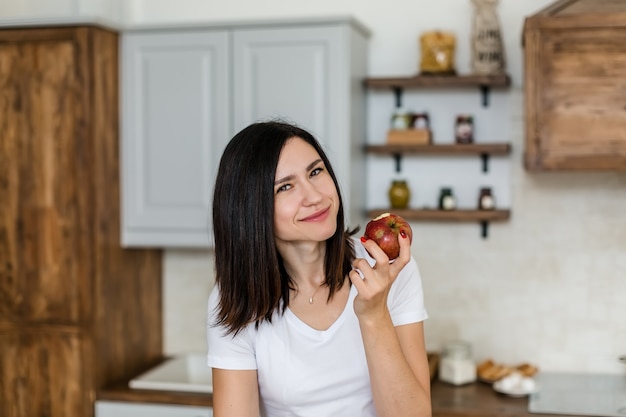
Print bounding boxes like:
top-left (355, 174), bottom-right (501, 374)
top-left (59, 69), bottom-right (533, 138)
top-left (411, 112), bottom-right (430, 130)
top-left (478, 187), bottom-right (495, 210)
top-left (455, 114), bottom-right (474, 144)
top-left (439, 340), bottom-right (477, 386)
top-left (390, 107), bottom-right (411, 130)
top-left (438, 187), bottom-right (456, 210)
top-left (388, 179), bottom-right (411, 209)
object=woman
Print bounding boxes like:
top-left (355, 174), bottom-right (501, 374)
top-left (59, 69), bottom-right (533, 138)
top-left (207, 121), bottom-right (430, 417)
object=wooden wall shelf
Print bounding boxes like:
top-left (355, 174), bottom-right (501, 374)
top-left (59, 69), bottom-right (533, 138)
top-left (365, 143), bottom-right (512, 173)
top-left (366, 209), bottom-right (511, 238)
top-left (367, 208), bottom-right (510, 222)
top-left (363, 73), bottom-right (511, 107)
top-left (365, 143), bottom-right (511, 155)
top-left (363, 73), bottom-right (511, 89)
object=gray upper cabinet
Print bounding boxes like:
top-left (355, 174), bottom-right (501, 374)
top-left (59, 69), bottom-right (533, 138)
top-left (121, 30), bottom-right (230, 247)
top-left (121, 18), bottom-right (370, 247)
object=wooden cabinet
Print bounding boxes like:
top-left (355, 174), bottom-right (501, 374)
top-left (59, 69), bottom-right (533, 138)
top-left (523, 0), bottom-right (626, 171)
top-left (0, 25), bottom-right (163, 417)
top-left (121, 18), bottom-right (369, 247)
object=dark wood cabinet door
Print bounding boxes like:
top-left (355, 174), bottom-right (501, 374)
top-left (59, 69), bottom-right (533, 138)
top-left (524, 3), bottom-right (626, 171)
top-left (0, 25), bottom-right (162, 417)
top-left (0, 29), bottom-right (92, 325)
top-left (0, 328), bottom-right (89, 417)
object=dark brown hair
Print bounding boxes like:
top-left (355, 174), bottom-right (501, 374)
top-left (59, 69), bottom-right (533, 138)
top-left (212, 121), bottom-right (356, 335)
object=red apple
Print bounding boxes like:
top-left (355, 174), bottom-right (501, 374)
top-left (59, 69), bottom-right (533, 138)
top-left (363, 212), bottom-right (413, 260)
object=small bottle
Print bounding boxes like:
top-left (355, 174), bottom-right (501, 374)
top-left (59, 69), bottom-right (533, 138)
top-left (388, 179), bottom-right (411, 209)
top-left (439, 341), bottom-right (477, 386)
top-left (438, 188), bottom-right (456, 210)
top-left (478, 187), bottom-right (495, 210)
top-left (455, 115), bottom-right (474, 144)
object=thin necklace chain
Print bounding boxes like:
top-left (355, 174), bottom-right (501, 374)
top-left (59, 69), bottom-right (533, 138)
top-left (308, 283), bottom-right (325, 304)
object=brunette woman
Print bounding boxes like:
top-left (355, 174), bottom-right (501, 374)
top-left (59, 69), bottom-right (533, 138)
top-left (207, 121), bottom-right (430, 417)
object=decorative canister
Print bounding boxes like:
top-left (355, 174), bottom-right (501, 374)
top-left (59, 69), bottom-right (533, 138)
top-left (439, 341), bottom-right (477, 386)
top-left (388, 179), bottom-right (411, 209)
top-left (438, 188), bottom-right (456, 210)
top-left (478, 187), bottom-right (496, 210)
top-left (419, 31), bottom-right (457, 75)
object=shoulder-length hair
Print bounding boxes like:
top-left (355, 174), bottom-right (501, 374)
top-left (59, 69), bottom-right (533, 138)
top-left (212, 121), bottom-right (356, 335)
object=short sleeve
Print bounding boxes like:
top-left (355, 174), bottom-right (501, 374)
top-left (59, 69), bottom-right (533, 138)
top-left (387, 256), bottom-right (428, 326)
top-left (206, 285), bottom-right (258, 370)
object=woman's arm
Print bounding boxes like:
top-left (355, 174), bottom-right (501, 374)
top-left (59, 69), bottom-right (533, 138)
top-left (350, 235), bottom-right (431, 417)
top-left (212, 368), bottom-right (260, 417)
top-left (359, 316), bottom-right (431, 417)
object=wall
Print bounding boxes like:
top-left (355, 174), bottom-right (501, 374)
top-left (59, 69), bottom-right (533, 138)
top-left (0, 0), bottom-right (128, 23)
top-left (3, 0), bottom-right (624, 374)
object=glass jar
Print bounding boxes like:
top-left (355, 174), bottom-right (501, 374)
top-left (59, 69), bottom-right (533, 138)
top-left (455, 115), bottom-right (474, 144)
top-left (411, 112), bottom-right (430, 130)
top-left (478, 187), bottom-right (495, 210)
top-left (439, 341), bottom-right (477, 386)
top-left (388, 179), bottom-right (411, 209)
top-left (390, 107), bottom-right (411, 130)
top-left (438, 187), bottom-right (456, 210)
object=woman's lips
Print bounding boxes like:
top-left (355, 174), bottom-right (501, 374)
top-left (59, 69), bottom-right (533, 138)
top-left (301, 207), bottom-right (330, 222)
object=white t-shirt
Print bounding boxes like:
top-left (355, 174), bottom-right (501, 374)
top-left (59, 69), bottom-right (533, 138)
top-left (206, 239), bottom-right (428, 417)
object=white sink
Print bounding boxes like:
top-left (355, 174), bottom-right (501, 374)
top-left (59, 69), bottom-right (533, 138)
top-left (129, 353), bottom-right (213, 393)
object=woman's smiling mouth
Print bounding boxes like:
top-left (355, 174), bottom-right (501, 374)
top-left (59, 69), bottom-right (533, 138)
top-left (300, 207), bottom-right (331, 222)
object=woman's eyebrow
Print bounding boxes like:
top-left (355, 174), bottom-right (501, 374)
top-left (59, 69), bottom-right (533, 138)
top-left (274, 158), bottom-right (323, 185)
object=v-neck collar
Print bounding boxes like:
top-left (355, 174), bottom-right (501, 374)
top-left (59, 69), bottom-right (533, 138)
top-left (285, 285), bottom-right (357, 341)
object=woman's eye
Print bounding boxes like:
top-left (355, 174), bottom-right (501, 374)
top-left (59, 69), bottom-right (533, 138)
top-left (276, 184), bottom-right (291, 194)
top-left (310, 167), bottom-right (324, 177)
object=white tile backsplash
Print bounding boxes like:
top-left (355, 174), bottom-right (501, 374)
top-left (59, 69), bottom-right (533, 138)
top-left (163, 249), bottom-right (215, 354)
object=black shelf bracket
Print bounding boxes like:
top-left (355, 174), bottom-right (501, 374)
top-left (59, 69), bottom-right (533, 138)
top-left (480, 221), bottom-right (489, 238)
top-left (479, 85), bottom-right (490, 107)
top-left (393, 86), bottom-right (404, 108)
top-left (480, 153), bottom-right (490, 173)
top-left (393, 153), bottom-right (402, 172)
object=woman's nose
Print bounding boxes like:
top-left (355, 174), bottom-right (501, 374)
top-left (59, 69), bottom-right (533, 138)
top-left (300, 181), bottom-right (323, 204)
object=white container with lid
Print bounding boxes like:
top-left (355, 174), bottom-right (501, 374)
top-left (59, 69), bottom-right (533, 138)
top-left (439, 340), bottom-right (477, 385)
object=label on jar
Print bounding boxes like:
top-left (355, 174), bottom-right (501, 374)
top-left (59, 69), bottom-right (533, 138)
top-left (442, 195), bottom-right (456, 210)
top-left (480, 195), bottom-right (495, 210)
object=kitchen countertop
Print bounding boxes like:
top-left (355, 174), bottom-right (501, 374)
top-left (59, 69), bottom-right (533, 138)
top-left (98, 357), bottom-right (578, 416)
top-left (429, 379), bottom-right (578, 417)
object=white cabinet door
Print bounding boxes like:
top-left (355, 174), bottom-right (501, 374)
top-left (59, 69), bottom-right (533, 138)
top-left (120, 19), bottom-right (369, 247)
top-left (96, 401), bottom-right (212, 417)
top-left (121, 30), bottom-right (230, 247)
top-left (233, 23), bottom-right (369, 227)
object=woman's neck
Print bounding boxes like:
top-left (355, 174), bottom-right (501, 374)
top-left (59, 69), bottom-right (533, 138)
top-left (278, 240), bottom-right (326, 288)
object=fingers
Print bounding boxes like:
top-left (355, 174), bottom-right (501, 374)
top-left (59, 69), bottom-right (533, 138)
top-left (388, 232), bottom-right (410, 276)
top-left (348, 267), bottom-right (366, 291)
top-left (359, 237), bottom-right (391, 265)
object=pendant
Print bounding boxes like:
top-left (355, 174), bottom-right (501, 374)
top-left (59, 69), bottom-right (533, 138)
top-left (308, 297), bottom-right (314, 304)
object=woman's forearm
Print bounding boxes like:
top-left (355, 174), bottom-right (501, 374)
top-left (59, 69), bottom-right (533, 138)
top-left (360, 316), bottom-right (431, 417)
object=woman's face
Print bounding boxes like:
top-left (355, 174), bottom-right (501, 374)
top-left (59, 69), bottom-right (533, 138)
top-left (273, 137), bottom-right (339, 245)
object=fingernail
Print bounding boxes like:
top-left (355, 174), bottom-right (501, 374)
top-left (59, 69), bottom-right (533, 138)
top-left (360, 236), bottom-right (368, 243)
top-left (400, 230), bottom-right (407, 238)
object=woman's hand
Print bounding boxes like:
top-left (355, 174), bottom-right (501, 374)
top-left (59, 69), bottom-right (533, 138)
top-left (348, 231), bottom-right (411, 320)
